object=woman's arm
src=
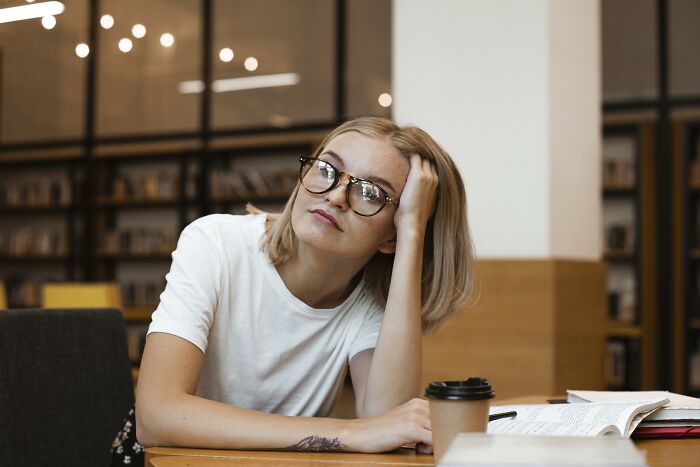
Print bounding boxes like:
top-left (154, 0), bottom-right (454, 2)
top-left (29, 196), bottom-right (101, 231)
top-left (354, 155), bottom-right (439, 418)
top-left (136, 332), bottom-right (431, 452)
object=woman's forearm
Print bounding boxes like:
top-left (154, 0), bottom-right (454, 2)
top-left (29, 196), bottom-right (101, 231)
top-left (136, 392), bottom-right (353, 450)
top-left (360, 228), bottom-right (425, 417)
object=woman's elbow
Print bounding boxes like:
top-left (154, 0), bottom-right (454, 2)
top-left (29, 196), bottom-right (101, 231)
top-left (135, 405), bottom-right (159, 448)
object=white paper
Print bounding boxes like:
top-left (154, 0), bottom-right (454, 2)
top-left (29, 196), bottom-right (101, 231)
top-left (488, 399), bottom-right (666, 437)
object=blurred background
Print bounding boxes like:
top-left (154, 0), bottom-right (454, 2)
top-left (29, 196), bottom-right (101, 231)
top-left (0, 0), bottom-right (699, 400)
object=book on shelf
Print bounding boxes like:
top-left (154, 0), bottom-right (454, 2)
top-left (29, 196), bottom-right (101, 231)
top-left (211, 167), bottom-right (297, 199)
top-left (0, 228), bottom-right (68, 256)
top-left (121, 279), bottom-right (165, 307)
top-left (604, 224), bottom-right (634, 255)
top-left (112, 172), bottom-right (179, 201)
top-left (488, 397), bottom-right (668, 437)
top-left (567, 390), bottom-right (700, 438)
top-left (1, 278), bottom-right (46, 308)
top-left (126, 323), bottom-right (149, 363)
top-left (440, 434), bottom-right (646, 467)
top-left (100, 227), bottom-right (176, 255)
top-left (690, 158), bottom-right (700, 187)
top-left (605, 338), bottom-right (641, 390)
top-left (0, 178), bottom-right (71, 207)
top-left (602, 159), bottom-right (635, 189)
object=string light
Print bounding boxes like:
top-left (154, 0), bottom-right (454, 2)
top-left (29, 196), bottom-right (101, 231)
top-left (244, 57), bottom-right (258, 71)
top-left (100, 14), bottom-right (113, 29)
top-left (41, 14), bottom-right (55, 29)
top-left (378, 93), bottom-right (392, 107)
top-left (131, 24), bottom-right (146, 38)
top-left (118, 37), bottom-right (132, 53)
top-left (160, 32), bottom-right (174, 47)
top-left (75, 43), bottom-right (89, 58)
top-left (219, 47), bottom-right (234, 63)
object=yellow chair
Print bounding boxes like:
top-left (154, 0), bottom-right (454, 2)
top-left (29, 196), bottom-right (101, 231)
top-left (42, 282), bottom-right (123, 310)
top-left (0, 281), bottom-right (7, 309)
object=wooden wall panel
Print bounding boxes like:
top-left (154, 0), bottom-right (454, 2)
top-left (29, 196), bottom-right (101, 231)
top-left (422, 260), bottom-right (606, 400)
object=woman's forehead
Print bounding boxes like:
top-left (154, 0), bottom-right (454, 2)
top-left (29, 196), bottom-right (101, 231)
top-left (322, 132), bottom-right (409, 182)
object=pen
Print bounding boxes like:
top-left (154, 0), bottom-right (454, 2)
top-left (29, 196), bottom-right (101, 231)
top-left (489, 410), bottom-right (517, 422)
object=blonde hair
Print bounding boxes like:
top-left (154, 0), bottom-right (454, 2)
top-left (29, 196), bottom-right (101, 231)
top-left (251, 117), bottom-right (475, 334)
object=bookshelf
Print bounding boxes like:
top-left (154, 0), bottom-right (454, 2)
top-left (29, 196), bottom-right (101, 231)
top-left (0, 153), bottom-right (84, 308)
top-left (601, 117), bottom-right (657, 390)
top-left (673, 117), bottom-right (700, 396)
top-left (0, 130), bottom-right (326, 375)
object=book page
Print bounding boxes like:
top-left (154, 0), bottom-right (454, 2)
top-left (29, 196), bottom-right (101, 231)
top-left (488, 401), bottom-right (663, 437)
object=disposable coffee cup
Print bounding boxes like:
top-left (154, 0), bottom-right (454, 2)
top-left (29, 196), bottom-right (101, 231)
top-left (424, 378), bottom-right (495, 463)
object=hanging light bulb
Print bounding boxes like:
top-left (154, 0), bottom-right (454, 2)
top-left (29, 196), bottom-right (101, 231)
top-left (75, 43), bottom-right (90, 58)
top-left (100, 14), bottom-right (114, 29)
top-left (244, 57), bottom-right (258, 71)
top-left (219, 47), bottom-right (234, 63)
top-left (118, 37), bottom-right (133, 53)
top-left (131, 24), bottom-right (146, 38)
top-left (378, 93), bottom-right (393, 107)
top-left (41, 15), bottom-right (56, 29)
top-left (160, 32), bottom-right (174, 47)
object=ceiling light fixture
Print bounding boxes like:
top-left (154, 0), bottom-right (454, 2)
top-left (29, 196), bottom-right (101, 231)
top-left (160, 33), bottom-right (174, 47)
top-left (41, 14), bottom-right (55, 29)
top-left (219, 47), bottom-right (234, 63)
top-left (75, 43), bottom-right (90, 58)
top-left (178, 73), bottom-right (300, 94)
top-left (378, 93), bottom-right (392, 107)
top-left (244, 57), bottom-right (258, 71)
top-left (0, 1), bottom-right (64, 24)
top-left (132, 24), bottom-right (146, 38)
top-left (100, 14), bottom-right (114, 29)
top-left (118, 37), bottom-right (132, 53)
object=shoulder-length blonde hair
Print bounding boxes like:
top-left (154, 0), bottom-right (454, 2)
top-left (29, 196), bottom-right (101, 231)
top-left (251, 117), bottom-right (475, 334)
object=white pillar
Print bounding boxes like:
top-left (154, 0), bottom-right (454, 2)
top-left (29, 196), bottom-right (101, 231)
top-left (393, 0), bottom-right (600, 259)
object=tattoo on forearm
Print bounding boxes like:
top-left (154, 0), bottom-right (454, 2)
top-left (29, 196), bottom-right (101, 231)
top-left (286, 435), bottom-right (346, 452)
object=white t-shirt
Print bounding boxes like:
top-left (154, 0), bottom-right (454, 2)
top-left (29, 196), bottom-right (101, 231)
top-left (147, 213), bottom-right (384, 417)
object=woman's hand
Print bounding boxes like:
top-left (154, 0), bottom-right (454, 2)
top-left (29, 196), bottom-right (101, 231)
top-left (394, 155), bottom-right (439, 238)
top-left (343, 398), bottom-right (433, 454)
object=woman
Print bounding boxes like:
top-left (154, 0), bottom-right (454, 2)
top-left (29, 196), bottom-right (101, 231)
top-left (111, 117), bottom-right (474, 464)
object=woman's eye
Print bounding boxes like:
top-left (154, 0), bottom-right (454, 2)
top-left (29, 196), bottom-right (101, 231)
top-left (362, 184), bottom-right (382, 201)
top-left (317, 162), bottom-right (334, 179)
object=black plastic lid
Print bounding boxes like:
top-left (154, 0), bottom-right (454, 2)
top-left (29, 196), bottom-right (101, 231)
top-left (424, 378), bottom-right (495, 401)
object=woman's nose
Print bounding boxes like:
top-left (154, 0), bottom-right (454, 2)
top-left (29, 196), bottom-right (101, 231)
top-left (326, 173), bottom-right (350, 207)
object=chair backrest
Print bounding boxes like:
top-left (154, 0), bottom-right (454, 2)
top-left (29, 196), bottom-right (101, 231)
top-left (0, 281), bottom-right (6, 309)
top-left (42, 282), bottom-right (123, 310)
top-left (0, 308), bottom-right (134, 466)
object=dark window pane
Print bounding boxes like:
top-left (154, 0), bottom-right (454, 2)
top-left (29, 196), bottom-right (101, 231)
top-left (602, 0), bottom-right (658, 102)
top-left (211, 0), bottom-right (334, 129)
top-left (669, 0), bottom-right (700, 97)
top-left (96, 0), bottom-right (201, 136)
top-left (346, 0), bottom-right (391, 119)
top-left (0, 0), bottom-right (87, 143)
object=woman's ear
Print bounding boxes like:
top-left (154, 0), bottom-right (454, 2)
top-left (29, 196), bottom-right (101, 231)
top-left (377, 235), bottom-right (397, 254)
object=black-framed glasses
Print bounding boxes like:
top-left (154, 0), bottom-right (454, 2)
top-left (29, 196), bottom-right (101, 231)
top-left (298, 156), bottom-right (399, 217)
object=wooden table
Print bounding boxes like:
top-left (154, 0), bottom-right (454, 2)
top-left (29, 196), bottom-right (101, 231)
top-left (146, 436), bottom-right (700, 467)
top-left (145, 396), bottom-right (700, 467)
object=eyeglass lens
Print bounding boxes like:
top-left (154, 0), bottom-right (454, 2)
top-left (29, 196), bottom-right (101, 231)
top-left (300, 159), bottom-right (386, 216)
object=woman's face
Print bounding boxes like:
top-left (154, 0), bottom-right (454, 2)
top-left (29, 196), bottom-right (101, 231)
top-left (291, 131), bottom-right (410, 260)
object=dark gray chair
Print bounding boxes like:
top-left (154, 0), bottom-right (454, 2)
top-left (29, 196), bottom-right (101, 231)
top-left (0, 308), bottom-right (135, 467)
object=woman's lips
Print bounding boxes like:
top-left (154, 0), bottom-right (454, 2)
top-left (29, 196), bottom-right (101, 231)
top-left (311, 210), bottom-right (341, 230)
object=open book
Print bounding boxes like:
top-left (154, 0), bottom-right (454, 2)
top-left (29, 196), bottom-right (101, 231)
top-left (567, 390), bottom-right (700, 422)
top-left (487, 398), bottom-right (668, 437)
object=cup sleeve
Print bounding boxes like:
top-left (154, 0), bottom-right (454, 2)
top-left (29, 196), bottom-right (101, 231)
top-left (147, 219), bottom-right (223, 354)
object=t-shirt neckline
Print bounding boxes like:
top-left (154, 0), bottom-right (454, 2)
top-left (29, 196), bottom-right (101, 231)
top-left (253, 214), bottom-right (365, 316)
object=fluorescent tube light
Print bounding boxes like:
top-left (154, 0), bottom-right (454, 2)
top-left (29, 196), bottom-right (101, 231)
top-left (178, 73), bottom-right (300, 94)
top-left (0, 1), bottom-right (64, 24)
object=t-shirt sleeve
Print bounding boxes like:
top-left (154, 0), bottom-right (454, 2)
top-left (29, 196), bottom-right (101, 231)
top-left (147, 218), bottom-right (222, 353)
top-left (348, 303), bottom-right (384, 362)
